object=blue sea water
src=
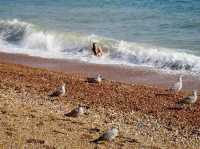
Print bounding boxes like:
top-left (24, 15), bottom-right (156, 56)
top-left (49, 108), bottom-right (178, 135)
top-left (0, 0), bottom-right (200, 74)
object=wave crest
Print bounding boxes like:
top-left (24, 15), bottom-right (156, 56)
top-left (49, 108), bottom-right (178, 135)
top-left (0, 19), bottom-right (31, 42)
top-left (0, 19), bottom-right (200, 74)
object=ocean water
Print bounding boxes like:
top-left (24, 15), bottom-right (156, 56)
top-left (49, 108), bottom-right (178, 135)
top-left (0, 0), bottom-right (200, 74)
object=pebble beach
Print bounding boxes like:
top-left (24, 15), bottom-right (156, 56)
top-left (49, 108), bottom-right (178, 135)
top-left (0, 55), bottom-right (200, 148)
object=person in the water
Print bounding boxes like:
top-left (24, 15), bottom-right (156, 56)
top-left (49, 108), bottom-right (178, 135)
top-left (92, 42), bottom-right (103, 57)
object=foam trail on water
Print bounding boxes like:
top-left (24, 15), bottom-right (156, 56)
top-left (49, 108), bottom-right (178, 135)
top-left (0, 19), bottom-right (200, 74)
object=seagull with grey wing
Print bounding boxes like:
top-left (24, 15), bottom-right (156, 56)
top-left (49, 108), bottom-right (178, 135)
top-left (86, 74), bottom-right (105, 83)
top-left (176, 90), bottom-right (198, 107)
top-left (169, 75), bottom-right (183, 92)
top-left (91, 127), bottom-right (119, 144)
top-left (49, 83), bottom-right (66, 97)
top-left (64, 105), bottom-right (86, 117)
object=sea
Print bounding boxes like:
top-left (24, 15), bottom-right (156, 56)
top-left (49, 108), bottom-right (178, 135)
top-left (0, 0), bottom-right (200, 74)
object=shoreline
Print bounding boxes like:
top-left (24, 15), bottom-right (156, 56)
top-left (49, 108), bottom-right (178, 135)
top-left (0, 52), bottom-right (200, 91)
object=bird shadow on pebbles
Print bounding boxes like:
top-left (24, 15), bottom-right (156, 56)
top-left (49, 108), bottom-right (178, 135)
top-left (85, 77), bottom-right (97, 83)
top-left (155, 92), bottom-right (176, 96)
top-left (120, 137), bottom-right (139, 144)
top-left (88, 128), bottom-right (101, 133)
top-left (26, 138), bottom-right (45, 144)
top-left (55, 117), bottom-right (85, 125)
top-left (166, 106), bottom-right (183, 111)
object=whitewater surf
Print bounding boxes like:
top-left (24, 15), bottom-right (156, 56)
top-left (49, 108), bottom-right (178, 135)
top-left (0, 19), bottom-right (200, 75)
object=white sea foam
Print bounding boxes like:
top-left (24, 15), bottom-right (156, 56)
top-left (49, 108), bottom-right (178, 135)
top-left (0, 19), bottom-right (200, 74)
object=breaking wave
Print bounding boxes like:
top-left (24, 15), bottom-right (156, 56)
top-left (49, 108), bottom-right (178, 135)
top-left (1, 19), bottom-right (200, 74)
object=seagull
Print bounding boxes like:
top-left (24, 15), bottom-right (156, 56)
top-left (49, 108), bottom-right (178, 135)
top-left (169, 75), bottom-right (183, 92)
top-left (86, 74), bottom-right (104, 83)
top-left (177, 90), bottom-right (198, 106)
top-left (64, 105), bottom-right (85, 117)
top-left (91, 127), bottom-right (119, 144)
top-left (95, 74), bottom-right (103, 83)
top-left (49, 83), bottom-right (66, 97)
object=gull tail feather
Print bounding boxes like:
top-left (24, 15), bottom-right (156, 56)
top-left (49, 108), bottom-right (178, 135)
top-left (48, 92), bottom-right (58, 97)
top-left (64, 111), bottom-right (77, 117)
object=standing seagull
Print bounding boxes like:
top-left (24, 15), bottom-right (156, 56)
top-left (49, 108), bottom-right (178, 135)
top-left (64, 105), bottom-right (85, 117)
top-left (177, 90), bottom-right (198, 106)
top-left (49, 83), bottom-right (66, 97)
top-left (95, 74), bottom-right (103, 83)
top-left (91, 127), bottom-right (119, 144)
top-left (169, 75), bottom-right (183, 92)
top-left (86, 74), bottom-right (104, 83)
